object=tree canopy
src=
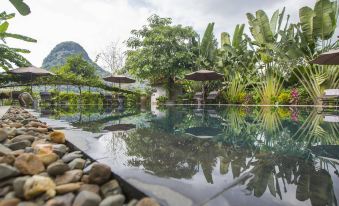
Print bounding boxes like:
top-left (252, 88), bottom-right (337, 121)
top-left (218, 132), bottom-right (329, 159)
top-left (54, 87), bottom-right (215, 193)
top-left (125, 14), bottom-right (198, 96)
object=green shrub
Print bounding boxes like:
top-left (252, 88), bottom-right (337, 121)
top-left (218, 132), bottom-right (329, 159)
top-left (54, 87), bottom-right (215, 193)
top-left (277, 90), bottom-right (291, 105)
top-left (156, 96), bottom-right (168, 105)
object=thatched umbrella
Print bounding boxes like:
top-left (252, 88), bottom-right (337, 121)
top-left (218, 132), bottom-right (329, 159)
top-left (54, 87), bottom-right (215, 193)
top-left (103, 75), bottom-right (135, 88)
top-left (185, 70), bottom-right (224, 102)
top-left (8, 66), bottom-right (55, 93)
top-left (310, 49), bottom-right (339, 65)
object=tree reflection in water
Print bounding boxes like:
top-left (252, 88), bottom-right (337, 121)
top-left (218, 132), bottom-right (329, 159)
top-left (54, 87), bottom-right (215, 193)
top-left (120, 106), bottom-right (338, 205)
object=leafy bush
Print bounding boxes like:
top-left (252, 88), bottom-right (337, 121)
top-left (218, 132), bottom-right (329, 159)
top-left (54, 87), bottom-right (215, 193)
top-left (156, 96), bottom-right (168, 105)
top-left (277, 90), bottom-right (291, 105)
top-left (126, 93), bottom-right (141, 107)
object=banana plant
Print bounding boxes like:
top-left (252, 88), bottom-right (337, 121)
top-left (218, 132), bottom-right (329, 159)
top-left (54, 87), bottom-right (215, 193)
top-left (196, 22), bottom-right (218, 69)
top-left (9, 0), bottom-right (31, 16)
top-left (0, 11), bottom-right (36, 71)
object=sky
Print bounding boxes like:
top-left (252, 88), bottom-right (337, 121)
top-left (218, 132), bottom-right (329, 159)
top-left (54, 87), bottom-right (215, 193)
top-left (1, 0), bottom-right (335, 69)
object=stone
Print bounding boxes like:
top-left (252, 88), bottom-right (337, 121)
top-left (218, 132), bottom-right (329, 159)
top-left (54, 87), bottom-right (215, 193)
top-left (24, 147), bottom-right (34, 153)
top-left (11, 135), bottom-right (35, 143)
top-left (136, 198), bottom-right (160, 206)
top-left (9, 122), bottom-right (23, 128)
top-left (34, 143), bottom-right (53, 155)
top-left (99, 194), bottom-right (125, 206)
top-left (0, 129), bottom-right (8, 142)
top-left (45, 193), bottom-right (75, 206)
top-left (13, 176), bottom-right (30, 198)
top-left (47, 161), bottom-right (70, 176)
top-left (55, 182), bottom-right (82, 194)
top-left (79, 184), bottom-right (100, 194)
top-left (72, 191), bottom-right (101, 206)
top-left (127, 199), bottom-right (138, 206)
top-left (49, 131), bottom-right (65, 144)
top-left (68, 158), bottom-right (85, 170)
top-left (37, 152), bottom-right (59, 166)
top-left (4, 191), bottom-right (16, 199)
top-left (62, 151), bottom-right (83, 163)
top-left (23, 175), bottom-right (56, 200)
top-left (100, 180), bottom-right (121, 197)
top-left (17, 201), bottom-right (38, 206)
top-left (0, 177), bottom-right (15, 188)
top-left (33, 127), bottom-right (48, 133)
top-left (89, 164), bottom-right (111, 185)
top-left (81, 175), bottom-right (90, 184)
top-left (0, 154), bottom-right (15, 165)
top-left (0, 185), bottom-right (11, 197)
top-left (31, 139), bottom-right (48, 148)
top-left (7, 140), bottom-right (31, 150)
top-left (0, 164), bottom-right (19, 180)
top-left (55, 169), bottom-right (83, 185)
top-left (0, 198), bottom-right (20, 206)
top-left (0, 144), bottom-right (12, 155)
top-left (14, 153), bottom-right (45, 175)
top-left (29, 121), bottom-right (47, 128)
top-left (52, 144), bottom-right (68, 157)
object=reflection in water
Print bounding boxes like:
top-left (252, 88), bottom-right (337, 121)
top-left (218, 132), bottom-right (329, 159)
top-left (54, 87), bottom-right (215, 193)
top-left (41, 105), bottom-right (339, 206)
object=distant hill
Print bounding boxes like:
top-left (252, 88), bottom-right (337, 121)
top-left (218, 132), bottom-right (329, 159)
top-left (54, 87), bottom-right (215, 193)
top-left (42, 41), bottom-right (110, 77)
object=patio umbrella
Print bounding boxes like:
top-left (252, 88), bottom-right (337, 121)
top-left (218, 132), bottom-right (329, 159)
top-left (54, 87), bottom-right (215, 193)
top-left (103, 75), bottom-right (136, 88)
top-left (185, 70), bottom-right (224, 103)
top-left (8, 66), bottom-right (55, 93)
top-left (310, 49), bottom-right (339, 65)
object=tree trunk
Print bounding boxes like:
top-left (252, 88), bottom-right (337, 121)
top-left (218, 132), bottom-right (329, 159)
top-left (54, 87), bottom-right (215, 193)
top-left (167, 77), bottom-right (175, 100)
top-left (79, 86), bottom-right (82, 104)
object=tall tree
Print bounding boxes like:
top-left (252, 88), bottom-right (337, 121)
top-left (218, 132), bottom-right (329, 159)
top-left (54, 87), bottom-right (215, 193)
top-left (96, 41), bottom-right (125, 75)
top-left (125, 14), bottom-right (198, 99)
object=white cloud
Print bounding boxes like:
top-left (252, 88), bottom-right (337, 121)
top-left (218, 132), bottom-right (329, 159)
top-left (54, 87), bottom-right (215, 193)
top-left (2, 0), bottom-right (337, 68)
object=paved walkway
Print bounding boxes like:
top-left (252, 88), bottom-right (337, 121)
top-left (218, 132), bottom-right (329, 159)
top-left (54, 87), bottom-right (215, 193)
top-left (0, 106), bottom-right (10, 118)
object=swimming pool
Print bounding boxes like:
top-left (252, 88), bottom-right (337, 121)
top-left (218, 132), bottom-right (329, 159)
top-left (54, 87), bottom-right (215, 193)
top-left (36, 105), bottom-right (339, 206)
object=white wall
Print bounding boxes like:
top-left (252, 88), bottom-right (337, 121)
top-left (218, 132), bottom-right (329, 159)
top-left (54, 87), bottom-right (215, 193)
top-left (151, 86), bottom-right (167, 105)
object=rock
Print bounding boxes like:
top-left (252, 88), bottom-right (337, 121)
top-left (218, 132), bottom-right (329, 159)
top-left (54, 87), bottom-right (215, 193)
top-left (127, 199), bottom-right (138, 206)
top-left (100, 180), bottom-right (121, 197)
top-left (55, 182), bottom-right (82, 194)
top-left (81, 175), bottom-right (90, 184)
top-left (4, 191), bottom-right (16, 199)
top-left (13, 176), bottom-right (30, 198)
top-left (62, 151), bottom-right (83, 163)
top-left (29, 121), bottom-right (47, 128)
top-left (10, 149), bottom-right (25, 156)
top-left (47, 161), bottom-right (70, 176)
top-left (0, 198), bottom-right (20, 206)
top-left (14, 153), bottom-right (45, 175)
top-left (0, 129), bottom-right (8, 142)
top-left (52, 144), bottom-right (68, 157)
top-left (24, 147), bottom-right (34, 153)
top-left (5, 128), bottom-right (16, 137)
top-left (136, 198), bottom-right (160, 206)
top-left (9, 122), bottom-right (23, 128)
top-left (11, 135), bottom-right (35, 143)
top-left (0, 164), bottom-right (19, 180)
top-left (23, 175), bottom-right (56, 200)
top-left (0, 154), bottom-right (15, 165)
top-left (7, 140), bottom-right (31, 150)
top-left (45, 193), bottom-right (75, 206)
top-left (89, 164), bottom-right (111, 185)
top-left (0, 185), bottom-right (11, 197)
top-left (55, 169), bottom-right (83, 185)
top-left (37, 152), bottom-right (59, 166)
top-left (72, 191), bottom-right (101, 206)
top-left (33, 127), bottom-right (48, 133)
top-left (17, 201), bottom-right (38, 206)
top-left (68, 158), bottom-right (86, 170)
top-left (79, 184), bottom-right (100, 194)
top-left (0, 177), bottom-right (15, 188)
top-left (49, 131), bottom-right (65, 144)
top-left (34, 143), bottom-right (53, 155)
top-left (99, 194), bottom-right (125, 206)
top-left (0, 144), bottom-right (12, 155)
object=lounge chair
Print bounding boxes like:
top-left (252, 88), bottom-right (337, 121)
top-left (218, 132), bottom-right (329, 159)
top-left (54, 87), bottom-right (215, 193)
top-left (320, 89), bottom-right (339, 105)
top-left (206, 90), bottom-right (220, 102)
top-left (0, 92), bottom-right (11, 105)
top-left (193, 92), bottom-right (203, 104)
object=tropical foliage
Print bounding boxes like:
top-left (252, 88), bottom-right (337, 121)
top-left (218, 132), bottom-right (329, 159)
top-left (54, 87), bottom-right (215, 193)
top-left (0, 1), bottom-right (36, 71)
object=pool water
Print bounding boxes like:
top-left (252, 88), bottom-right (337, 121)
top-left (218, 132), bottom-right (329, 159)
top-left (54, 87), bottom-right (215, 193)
top-left (38, 105), bottom-right (339, 206)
